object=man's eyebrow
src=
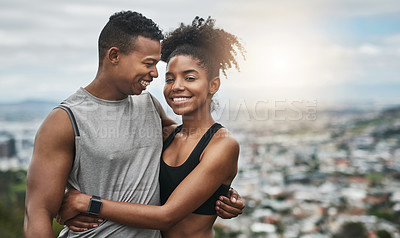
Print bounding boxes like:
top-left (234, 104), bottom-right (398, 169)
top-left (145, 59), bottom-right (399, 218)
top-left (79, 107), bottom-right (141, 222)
top-left (144, 58), bottom-right (159, 63)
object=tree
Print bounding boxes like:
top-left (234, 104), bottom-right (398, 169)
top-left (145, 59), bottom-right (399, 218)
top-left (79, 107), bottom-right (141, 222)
top-left (377, 229), bottom-right (392, 238)
top-left (333, 222), bottom-right (368, 238)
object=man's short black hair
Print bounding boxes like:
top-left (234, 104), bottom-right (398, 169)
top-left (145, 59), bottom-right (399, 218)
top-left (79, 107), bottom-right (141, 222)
top-left (98, 11), bottom-right (163, 64)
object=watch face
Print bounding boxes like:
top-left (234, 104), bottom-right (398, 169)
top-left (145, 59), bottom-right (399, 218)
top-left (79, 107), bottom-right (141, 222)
top-left (89, 199), bottom-right (102, 214)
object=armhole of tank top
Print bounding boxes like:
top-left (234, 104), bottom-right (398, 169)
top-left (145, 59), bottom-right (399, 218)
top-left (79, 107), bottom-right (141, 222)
top-left (148, 93), bottom-right (161, 119)
top-left (55, 105), bottom-right (80, 137)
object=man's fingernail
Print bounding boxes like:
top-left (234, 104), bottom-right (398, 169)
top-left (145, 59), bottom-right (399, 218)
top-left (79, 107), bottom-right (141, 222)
top-left (93, 224), bottom-right (98, 227)
top-left (216, 206), bottom-right (220, 211)
top-left (232, 197), bottom-right (237, 202)
top-left (216, 201), bottom-right (221, 205)
top-left (98, 219), bottom-right (103, 222)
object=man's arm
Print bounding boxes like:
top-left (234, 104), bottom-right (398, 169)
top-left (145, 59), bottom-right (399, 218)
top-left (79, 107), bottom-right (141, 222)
top-left (24, 109), bottom-right (75, 237)
top-left (149, 94), bottom-right (177, 139)
top-left (58, 134), bottom-right (239, 230)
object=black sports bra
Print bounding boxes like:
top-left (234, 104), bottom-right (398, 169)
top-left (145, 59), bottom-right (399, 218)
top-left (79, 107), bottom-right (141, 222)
top-left (159, 123), bottom-right (230, 215)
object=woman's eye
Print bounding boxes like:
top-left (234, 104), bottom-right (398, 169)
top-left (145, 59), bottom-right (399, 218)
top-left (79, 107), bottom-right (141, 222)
top-left (165, 78), bottom-right (174, 83)
top-left (186, 76), bottom-right (196, 81)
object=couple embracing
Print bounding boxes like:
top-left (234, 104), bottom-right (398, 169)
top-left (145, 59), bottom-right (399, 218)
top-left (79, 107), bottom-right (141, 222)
top-left (25, 10), bottom-right (245, 238)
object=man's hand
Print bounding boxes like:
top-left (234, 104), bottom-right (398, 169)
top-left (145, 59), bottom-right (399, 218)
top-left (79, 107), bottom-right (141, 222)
top-left (57, 188), bottom-right (90, 225)
top-left (61, 214), bottom-right (103, 232)
top-left (216, 188), bottom-right (245, 219)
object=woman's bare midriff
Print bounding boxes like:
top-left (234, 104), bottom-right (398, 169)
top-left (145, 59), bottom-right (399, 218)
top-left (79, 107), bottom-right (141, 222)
top-left (162, 213), bottom-right (217, 238)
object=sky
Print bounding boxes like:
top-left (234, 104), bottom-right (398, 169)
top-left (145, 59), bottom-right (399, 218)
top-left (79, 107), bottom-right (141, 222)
top-left (1, 0), bottom-right (400, 109)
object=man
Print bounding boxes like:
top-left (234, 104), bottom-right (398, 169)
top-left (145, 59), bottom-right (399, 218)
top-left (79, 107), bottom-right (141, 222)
top-left (24, 11), bottom-right (243, 238)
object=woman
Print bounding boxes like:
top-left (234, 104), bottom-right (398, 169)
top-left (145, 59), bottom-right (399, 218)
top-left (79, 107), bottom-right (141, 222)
top-left (58, 17), bottom-right (245, 237)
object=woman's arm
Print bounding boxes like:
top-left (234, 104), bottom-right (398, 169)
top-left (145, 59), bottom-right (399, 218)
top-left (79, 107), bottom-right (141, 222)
top-left (59, 132), bottom-right (239, 231)
top-left (61, 188), bottom-right (245, 231)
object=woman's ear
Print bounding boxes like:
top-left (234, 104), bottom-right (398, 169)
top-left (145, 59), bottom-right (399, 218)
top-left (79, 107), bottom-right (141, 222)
top-left (209, 76), bottom-right (221, 95)
top-left (107, 47), bottom-right (120, 64)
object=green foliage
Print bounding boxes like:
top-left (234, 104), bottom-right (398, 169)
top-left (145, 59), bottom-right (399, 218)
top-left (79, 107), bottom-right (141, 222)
top-left (0, 170), bottom-right (27, 238)
top-left (332, 222), bottom-right (368, 238)
top-left (370, 208), bottom-right (400, 224)
top-left (377, 229), bottom-right (392, 238)
top-left (53, 219), bottom-right (64, 237)
top-left (366, 173), bottom-right (384, 182)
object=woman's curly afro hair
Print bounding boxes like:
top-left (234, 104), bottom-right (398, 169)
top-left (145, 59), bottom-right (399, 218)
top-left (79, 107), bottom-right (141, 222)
top-left (161, 17), bottom-right (245, 78)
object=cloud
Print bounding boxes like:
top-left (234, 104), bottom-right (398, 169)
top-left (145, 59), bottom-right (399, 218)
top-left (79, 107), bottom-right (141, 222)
top-left (358, 44), bottom-right (382, 55)
top-left (1, 0), bottom-right (400, 104)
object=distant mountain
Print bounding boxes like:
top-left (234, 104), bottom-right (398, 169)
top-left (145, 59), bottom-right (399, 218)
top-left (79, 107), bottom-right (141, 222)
top-left (0, 100), bottom-right (59, 121)
top-left (382, 105), bottom-right (400, 118)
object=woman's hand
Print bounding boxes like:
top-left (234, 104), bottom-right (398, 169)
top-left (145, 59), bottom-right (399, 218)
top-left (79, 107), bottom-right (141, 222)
top-left (216, 188), bottom-right (245, 219)
top-left (57, 188), bottom-right (91, 225)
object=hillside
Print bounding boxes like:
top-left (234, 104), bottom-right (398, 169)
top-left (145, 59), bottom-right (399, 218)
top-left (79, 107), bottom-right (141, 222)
top-left (0, 100), bottom-right (58, 121)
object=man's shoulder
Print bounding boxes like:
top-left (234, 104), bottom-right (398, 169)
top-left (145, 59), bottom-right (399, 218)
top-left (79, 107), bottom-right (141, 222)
top-left (132, 91), bottom-right (151, 99)
top-left (36, 107), bottom-right (75, 146)
top-left (130, 91), bottom-right (154, 105)
top-left (60, 88), bottom-right (87, 108)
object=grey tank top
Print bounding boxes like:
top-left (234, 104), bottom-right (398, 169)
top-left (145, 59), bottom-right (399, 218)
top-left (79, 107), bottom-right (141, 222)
top-left (58, 88), bottom-right (162, 238)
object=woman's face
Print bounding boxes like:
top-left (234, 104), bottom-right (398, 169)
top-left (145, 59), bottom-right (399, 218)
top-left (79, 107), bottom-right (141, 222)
top-left (164, 55), bottom-right (216, 116)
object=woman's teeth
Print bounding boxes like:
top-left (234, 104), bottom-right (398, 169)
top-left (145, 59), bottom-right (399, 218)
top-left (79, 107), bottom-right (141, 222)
top-left (173, 97), bottom-right (189, 102)
top-left (140, 80), bottom-right (150, 87)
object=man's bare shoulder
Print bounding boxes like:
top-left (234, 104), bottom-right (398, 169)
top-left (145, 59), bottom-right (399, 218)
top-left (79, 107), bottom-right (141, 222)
top-left (35, 108), bottom-right (75, 148)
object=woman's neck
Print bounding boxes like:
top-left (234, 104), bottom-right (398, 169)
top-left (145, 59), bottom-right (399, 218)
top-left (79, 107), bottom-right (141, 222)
top-left (180, 112), bottom-right (215, 137)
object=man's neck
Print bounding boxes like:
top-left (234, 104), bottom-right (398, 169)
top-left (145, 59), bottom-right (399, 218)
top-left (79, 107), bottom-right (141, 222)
top-left (85, 76), bottom-right (127, 101)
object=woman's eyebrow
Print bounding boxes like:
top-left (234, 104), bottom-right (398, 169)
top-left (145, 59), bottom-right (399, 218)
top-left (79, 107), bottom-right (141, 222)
top-left (166, 69), bottom-right (198, 75)
top-left (183, 69), bottom-right (198, 74)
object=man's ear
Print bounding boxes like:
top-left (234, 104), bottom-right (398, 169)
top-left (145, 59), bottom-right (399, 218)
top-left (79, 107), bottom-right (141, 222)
top-left (107, 47), bottom-right (120, 64)
top-left (209, 76), bottom-right (221, 95)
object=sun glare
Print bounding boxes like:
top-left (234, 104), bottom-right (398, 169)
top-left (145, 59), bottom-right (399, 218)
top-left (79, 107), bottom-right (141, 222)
top-left (251, 43), bottom-right (314, 89)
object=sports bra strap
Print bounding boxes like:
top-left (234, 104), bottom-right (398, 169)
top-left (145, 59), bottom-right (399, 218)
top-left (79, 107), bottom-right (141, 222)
top-left (191, 123), bottom-right (223, 156)
top-left (163, 125), bottom-right (183, 151)
top-left (56, 105), bottom-right (80, 137)
top-left (162, 123), bottom-right (223, 154)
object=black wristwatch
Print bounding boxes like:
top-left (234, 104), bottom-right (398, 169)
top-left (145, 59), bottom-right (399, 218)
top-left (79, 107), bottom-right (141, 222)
top-left (88, 195), bottom-right (102, 216)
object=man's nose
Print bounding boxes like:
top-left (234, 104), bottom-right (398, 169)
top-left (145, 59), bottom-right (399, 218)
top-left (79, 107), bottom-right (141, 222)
top-left (150, 66), bottom-right (158, 78)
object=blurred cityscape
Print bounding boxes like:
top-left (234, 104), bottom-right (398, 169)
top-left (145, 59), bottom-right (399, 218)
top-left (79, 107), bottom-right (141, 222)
top-left (216, 100), bottom-right (400, 238)
top-left (1, 100), bottom-right (400, 237)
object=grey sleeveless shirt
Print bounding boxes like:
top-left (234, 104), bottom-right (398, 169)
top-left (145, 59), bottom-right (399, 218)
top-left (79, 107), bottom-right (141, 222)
top-left (58, 88), bottom-right (162, 238)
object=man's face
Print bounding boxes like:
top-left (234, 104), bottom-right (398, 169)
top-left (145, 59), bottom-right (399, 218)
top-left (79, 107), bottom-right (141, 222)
top-left (114, 36), bottom-right (161, 96)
